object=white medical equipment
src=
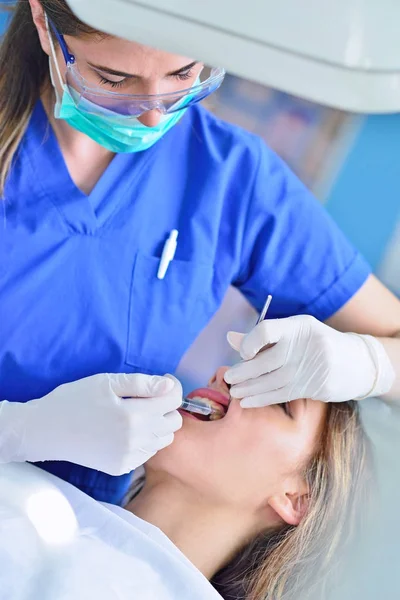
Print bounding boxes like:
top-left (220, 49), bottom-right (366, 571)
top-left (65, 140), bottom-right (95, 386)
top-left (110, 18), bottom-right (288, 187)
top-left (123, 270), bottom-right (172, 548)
top-left (0, 462), bottom-right (222, 600)
top-left (66, 0), bottom-right (400, 113)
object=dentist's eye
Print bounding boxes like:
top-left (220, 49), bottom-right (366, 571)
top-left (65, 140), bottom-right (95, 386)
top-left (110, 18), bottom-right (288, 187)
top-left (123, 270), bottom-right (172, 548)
top-left (97, 75), bottom-right (126, 88)
top-left (173, 69), bottom-right (194, 82)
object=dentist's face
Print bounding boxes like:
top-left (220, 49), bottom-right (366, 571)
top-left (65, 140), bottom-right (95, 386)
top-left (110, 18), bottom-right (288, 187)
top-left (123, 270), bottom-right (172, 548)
top-left (30, 0), bottom-right (203, 127)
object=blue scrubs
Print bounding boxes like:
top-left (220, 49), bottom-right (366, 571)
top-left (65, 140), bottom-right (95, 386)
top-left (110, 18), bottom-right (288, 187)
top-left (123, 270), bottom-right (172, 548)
top-left (0, 101), bottom-right (371, 504)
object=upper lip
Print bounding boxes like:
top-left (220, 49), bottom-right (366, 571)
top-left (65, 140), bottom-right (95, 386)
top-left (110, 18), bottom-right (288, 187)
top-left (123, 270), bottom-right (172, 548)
top-left (187, 387), bottom-right (230, 409)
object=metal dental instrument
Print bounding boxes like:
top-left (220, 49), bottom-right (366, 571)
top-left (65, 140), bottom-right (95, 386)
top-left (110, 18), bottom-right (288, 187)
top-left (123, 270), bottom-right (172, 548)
top-left (257, 294), bottom-right (272, 325)
top-left (225, 293), bottom-right (273, 393)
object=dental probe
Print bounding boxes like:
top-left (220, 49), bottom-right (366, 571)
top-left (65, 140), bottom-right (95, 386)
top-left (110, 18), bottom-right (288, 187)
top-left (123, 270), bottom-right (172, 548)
top-left (225, 294), bottom-right (273, 394)
top-left (256, 294), bottom-right (272, 325)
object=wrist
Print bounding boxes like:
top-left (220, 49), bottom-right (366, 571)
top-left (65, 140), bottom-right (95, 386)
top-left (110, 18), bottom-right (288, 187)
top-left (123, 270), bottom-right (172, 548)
top-left (349, 334), bottom-right (395, 399)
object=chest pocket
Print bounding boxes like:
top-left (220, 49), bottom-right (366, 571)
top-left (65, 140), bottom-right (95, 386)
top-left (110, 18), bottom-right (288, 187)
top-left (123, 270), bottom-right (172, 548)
top-left (126, 252), bottom-right (214, 374)
top-left (0, 225), bottom-right (15, 280)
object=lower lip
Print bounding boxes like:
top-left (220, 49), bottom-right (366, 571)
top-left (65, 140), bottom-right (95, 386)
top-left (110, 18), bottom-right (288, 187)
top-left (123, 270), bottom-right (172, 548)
top-left (179, 409), bottom-right (200, 421)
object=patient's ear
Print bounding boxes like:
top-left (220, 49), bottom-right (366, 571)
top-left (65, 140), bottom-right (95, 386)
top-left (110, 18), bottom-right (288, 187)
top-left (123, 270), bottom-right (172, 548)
top-left (268, 490), bottom-right (310, 526)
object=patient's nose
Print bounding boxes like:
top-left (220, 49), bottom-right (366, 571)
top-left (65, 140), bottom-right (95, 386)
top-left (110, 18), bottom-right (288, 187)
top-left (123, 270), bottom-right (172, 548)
top-left (208, 366), bottom-right (230, 398)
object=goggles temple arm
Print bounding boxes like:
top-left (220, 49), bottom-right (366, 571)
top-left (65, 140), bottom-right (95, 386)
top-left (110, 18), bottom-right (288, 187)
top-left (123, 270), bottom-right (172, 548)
top-left (47, 16), bottom-right (76, 65)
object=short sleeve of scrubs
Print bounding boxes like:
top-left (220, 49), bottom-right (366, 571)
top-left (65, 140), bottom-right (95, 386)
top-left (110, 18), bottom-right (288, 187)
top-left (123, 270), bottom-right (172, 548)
top-left (233, 139), bottom-right (371, 321)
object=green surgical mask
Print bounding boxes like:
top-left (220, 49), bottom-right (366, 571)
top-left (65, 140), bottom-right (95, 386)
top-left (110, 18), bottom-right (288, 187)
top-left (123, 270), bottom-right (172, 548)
top-left (53, 84), bottom-right (188, 153)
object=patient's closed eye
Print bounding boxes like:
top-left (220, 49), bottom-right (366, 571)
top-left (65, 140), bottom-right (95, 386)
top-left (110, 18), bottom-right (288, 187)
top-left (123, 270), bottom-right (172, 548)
top-left (280, 403), bottom-right (293, 419)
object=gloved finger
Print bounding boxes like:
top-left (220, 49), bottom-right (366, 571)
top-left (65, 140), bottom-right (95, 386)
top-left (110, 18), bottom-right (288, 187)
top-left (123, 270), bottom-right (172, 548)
top-left (224, 343), bottom-right (286, 386)
top-left (153, 410), bottom-right (183, 436)
top-left (230, 365), bottom-right (295, 398)
top-left (124, 392), bottom-right (183, 415)
top-left (109, 372), bottom-right (176, 398)
top-left (164, 374), bottom-right (183, 397)
top-left (226, 332), bottom-right (246, 352)
top-left (240, 386), bottom-right (291, 408)
top-left (236, 319), bottom-right (285, 361)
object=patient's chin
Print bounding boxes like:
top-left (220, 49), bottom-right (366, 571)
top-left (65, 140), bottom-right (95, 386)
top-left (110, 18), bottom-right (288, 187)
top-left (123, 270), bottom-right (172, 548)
top-left (145, 423), bottom-right (201, 479)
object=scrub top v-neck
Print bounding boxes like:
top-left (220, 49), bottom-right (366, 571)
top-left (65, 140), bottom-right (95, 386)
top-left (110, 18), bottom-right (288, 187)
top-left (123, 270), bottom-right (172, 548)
top-left (24, 102), bottom-right (158, 234)
top-left (0, 100), bottom-right (371, 504)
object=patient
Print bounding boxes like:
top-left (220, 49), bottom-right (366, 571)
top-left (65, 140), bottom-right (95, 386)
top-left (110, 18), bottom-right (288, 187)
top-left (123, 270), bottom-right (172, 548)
top-left (125, 367), bottom-right (370, 600)
top-left (0, 369), bottom-right (369, 600)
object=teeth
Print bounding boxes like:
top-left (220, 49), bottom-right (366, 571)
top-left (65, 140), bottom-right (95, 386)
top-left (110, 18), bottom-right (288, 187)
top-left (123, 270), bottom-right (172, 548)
top-left (209, 411), bottom-right (224, 421)
top-left (190, 396), bottom-right (225, 410)
top-left (188, 396), bottom-right (227, 420)
top-left (207, 399), bottom-right (224, 410)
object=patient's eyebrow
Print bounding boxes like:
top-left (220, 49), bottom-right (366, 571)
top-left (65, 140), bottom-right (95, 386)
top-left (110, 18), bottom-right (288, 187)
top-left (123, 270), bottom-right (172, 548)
top-left (298, 398), bottom-right (307, 417)
top-left (290, 398), bottom-right (307, 419)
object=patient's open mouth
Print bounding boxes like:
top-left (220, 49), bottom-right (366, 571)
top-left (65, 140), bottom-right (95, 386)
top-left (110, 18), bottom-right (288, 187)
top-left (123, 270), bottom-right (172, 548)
top-left (183, 388), bottom-right (229, 421)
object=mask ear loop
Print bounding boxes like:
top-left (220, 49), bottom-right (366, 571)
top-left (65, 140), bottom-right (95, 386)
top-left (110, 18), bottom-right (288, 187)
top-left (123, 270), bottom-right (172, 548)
top-left (44, 13), bottom-right (65, 90)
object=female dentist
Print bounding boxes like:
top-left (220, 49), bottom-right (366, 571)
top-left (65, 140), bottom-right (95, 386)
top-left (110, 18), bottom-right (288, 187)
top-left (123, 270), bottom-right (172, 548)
top-left (0, 0), bottom-right (399, 505)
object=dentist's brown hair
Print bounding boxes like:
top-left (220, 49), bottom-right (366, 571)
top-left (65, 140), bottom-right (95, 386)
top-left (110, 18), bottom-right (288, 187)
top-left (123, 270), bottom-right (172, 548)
top-left (0, 0), bottom-right (98, 196)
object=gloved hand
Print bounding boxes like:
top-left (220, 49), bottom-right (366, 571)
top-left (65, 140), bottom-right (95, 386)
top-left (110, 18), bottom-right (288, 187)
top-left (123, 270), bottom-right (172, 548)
top-left (0, 373), bottom-right (183, 475)
top-left (224, 315), bottom-right (395, 407)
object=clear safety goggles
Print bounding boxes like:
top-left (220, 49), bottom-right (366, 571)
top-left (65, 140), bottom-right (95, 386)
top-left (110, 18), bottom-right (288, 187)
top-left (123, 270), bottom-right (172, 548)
top-left (48, 18), bottom-right (225, 118)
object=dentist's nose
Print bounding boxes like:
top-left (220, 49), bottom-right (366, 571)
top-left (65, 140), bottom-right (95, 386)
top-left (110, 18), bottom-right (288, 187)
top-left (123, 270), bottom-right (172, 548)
top-left (138, 109), bottom-right (162, 127)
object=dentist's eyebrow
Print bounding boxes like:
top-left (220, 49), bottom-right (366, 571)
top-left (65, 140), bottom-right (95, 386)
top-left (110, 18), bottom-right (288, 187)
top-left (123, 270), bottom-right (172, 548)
top-left (88, 61), bottom-right (198, 79)
top-left (167, 61), bottom-right (198, 76)
top-left (88, 63), bottom-right (135, 78)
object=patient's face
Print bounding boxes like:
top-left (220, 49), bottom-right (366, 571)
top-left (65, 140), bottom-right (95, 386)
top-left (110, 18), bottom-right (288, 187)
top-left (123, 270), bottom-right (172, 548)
top-left (147, 367), bottom-right (327, 511)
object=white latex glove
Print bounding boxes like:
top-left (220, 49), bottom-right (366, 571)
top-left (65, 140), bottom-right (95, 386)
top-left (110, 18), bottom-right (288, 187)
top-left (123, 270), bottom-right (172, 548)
top-left (0, 373), bottom-right (183, 475)
top-left (224, 315), bottom-right (395, 407)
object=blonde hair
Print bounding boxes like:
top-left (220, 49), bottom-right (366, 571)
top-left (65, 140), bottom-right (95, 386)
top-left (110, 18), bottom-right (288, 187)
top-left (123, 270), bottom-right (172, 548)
top-left (0, 0), bottom-right (97, 196)
top-left (212, 401), bottom-right (370, 600)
